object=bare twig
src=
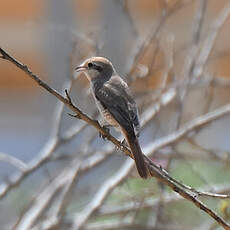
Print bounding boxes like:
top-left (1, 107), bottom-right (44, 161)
top-left (0, 106), bottom-right (88, 200)
top-left (194, 2), bottom-right (230, 78)
top-left (1, 48), bottom-right (230, 229)
top-left (0, 152), bottom-right (27, 171)
top-left (99, 183), bottom-right (230, 217)
top-left (70, 101), bottom-right (230, 229)
top-left (13, 160), bottom-right (80, 230)
top-left (126, 0), bottom-right (193, 76)
top-left (115, 0), bottom-right (139, 36)
top-left (147, 102), bottom-right (230, 154)
top-left (71, 159), bottom-right (134, 230)
top-left (84, 219), bottom-right (183, 230)
top-left (192, 0), bottom-right (207, 44)
top-left (0, 137), bottom-right (59, 199)
top-left (176, 0), bottom-right (208, 128)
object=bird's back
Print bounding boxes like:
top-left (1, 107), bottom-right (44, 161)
top-left (92, 74), bottom-right (140, 136)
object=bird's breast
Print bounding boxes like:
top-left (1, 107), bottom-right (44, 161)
top-left (93, 94), bottom-right (119, 127)
top-left (101, 108), bottom-right (118, 127)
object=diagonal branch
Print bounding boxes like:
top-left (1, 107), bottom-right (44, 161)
top-left (1, 47), bottom-right (230, 229)
top-left (0, 152), bottom-right (27, 172)
top-left (13, 160), bottom-right (81, 230)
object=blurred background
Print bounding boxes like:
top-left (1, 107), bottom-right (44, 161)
top-left (1, 0), bottom-right (230, 229)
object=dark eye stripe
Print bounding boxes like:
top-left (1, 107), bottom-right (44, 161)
top-left (94, 65), bottom-right (102, 72)
top-left (88, 62), bottom-right (102, 72)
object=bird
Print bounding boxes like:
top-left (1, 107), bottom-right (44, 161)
top-left (75, 57), bottom-right (148, 178)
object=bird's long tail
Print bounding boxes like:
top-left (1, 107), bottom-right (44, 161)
top-left (123, 130), bottom-right (148, 179)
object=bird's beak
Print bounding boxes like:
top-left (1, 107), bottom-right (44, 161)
top-left (75, 65), bottom-right (88, 72)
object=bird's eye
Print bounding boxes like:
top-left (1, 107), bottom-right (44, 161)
top-left (95, 65), bottom-right (103, 72)
top-left (88, 62), bottom-right (93, 68)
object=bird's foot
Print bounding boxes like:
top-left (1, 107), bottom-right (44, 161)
top-left (116, 139), bottom-right (128, 151)
top-left (99, 125), bottom-right (111, 140)
top-left (121, 138), bottom-right (128, 146)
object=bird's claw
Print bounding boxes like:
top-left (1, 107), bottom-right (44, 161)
top-left (121, 138), bottom-right (127, 146)
top-left (99, 125), bottom-right (110, 140)
top-left (115, 139), bottom-right (127, 151)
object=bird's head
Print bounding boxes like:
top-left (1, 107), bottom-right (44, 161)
top-left (75, 57), bottom-right (115, 81)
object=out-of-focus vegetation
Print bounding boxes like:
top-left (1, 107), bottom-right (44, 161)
top-left (1, 1), bottom-right (230, 229)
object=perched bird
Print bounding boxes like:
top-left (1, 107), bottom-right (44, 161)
top-left (75, 57), bottom-right (148, 178)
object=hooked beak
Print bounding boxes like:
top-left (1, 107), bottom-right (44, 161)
top-left (75, 65), bottom-right (88, 72)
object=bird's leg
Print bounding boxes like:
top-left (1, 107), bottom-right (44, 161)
top-left (116, 138), bottom-right (128, 151)
top-left (99, 124), bottom-right (112, 140)
top-left (121, 138), bottom-right (128, 146)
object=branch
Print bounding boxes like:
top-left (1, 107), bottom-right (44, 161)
top-left (98, 184), bottom-right (230, 217)
top-left (1, 47), bottom-right (230, 229)
top-left (84, 219), bottom-right (182, 230)
top-left (126, 0), bottom-right (193, 76)
top-left (146, 102), bottom-right (230, 154)
top-left (0, 152), bottom-right (27, 171)
top-left (0, 47), bottom-right (133, 159)
top-left (0, 137), bottom-right (59, 199)
top-left (13, 160), bottom-right (80, 230)
top-left (71, 159), bottom-right (134, 229)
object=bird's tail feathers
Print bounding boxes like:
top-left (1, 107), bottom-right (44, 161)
top-left (123, 130), bottom-right (148, 179)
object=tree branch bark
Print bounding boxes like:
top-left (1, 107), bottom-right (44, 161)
top-left (1, 47), bottom-right (230, 229)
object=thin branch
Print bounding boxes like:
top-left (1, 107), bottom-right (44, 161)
top-left (71, 159), bottom-right (134, 230)
top-left (0, 106), bottom-right (88, 200)
top-left (194, 1), bottom-right (230, 78)
top-left (176, 0), bottom-right (207, 128)
top-left (70, 99), bottom-right (230, 228)
top-left (84, 219), bottom-right (183, 230)
top-left (0, 77), bottom-right (158, 202)
top-left (0, 47), bottom-right (133, 159)
top-left (145, 159), bottom-right (230, 230)
top-left (1, 48), bottom-right (230, 229)
top-left (13, 160), bottom-right (80, 230)
top-left (146, 102), bottom-right (230, 154)
top-left (0, 137), bottom-right (59, 199)
top-left (99, 183), bottom-right (230, 217)
top-left (116, 0), bottom-right (139, 36)
top-left (126, 0), bottom-right (193, 76)
top-left (0, 152), bottom-right (27, 171)
top-left (192, 0), bottom-right (207, 44)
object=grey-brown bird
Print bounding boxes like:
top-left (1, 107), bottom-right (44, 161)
top-left (75, 57), bottom-right (148, 178)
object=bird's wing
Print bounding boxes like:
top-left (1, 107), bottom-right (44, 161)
top-left (94, 77), bottom-right (140, 136)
